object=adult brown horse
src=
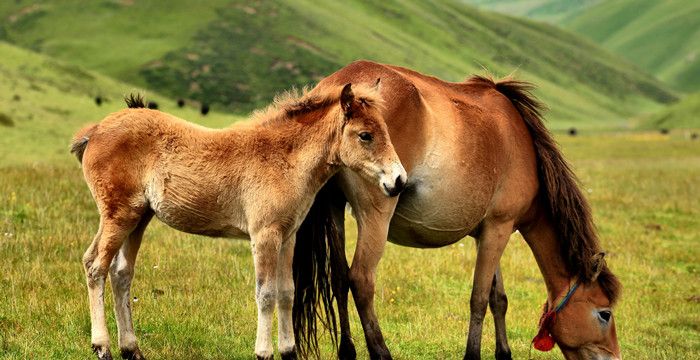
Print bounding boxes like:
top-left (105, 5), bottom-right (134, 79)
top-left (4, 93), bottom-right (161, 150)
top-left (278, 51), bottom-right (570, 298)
top-left (292, 61), bottom-right (622, 360)
top-left (71, 85), bottom-right (406, 360)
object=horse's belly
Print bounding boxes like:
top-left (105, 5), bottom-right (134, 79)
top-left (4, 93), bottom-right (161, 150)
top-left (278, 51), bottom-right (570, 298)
top-left (145, 174), bottom-right (248, 239)
top-left (387, 162), bottom-right (493, 248)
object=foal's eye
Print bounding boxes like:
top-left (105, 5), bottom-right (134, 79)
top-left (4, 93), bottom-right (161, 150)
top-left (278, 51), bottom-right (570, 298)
top-left (597, 310), bottom-right (612, 324)
top-left (358, 132), bottom-right (373, 142)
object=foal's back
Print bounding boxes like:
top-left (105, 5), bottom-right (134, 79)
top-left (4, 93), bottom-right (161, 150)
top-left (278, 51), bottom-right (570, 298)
top-left (78, 108), bottom-right (251, 238)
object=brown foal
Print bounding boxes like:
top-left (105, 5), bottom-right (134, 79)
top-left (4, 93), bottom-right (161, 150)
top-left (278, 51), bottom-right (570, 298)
top-left (71, 84), bottom-right (407, 360)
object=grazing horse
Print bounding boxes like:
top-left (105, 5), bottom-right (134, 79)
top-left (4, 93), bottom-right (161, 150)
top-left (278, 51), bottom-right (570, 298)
top-left (292, 61), bottom-right (622, 360)
top-left (70, 84), bottom-right (407, 360)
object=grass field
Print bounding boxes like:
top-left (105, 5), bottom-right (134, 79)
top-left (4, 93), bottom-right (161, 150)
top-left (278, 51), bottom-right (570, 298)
top-left (1, 130), bottom-right (698, 359)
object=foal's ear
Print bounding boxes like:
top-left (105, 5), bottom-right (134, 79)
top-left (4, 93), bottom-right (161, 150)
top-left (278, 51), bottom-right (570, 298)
top-left (591, 252), bottom-right (607, 282)
top-left (373, 78), bottom-right (382, 91)
top-left (340, 83), bottom-right (354, 118)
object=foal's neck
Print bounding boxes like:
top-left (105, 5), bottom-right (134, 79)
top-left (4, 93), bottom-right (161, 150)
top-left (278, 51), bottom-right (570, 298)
top-left (248, 109), bottom-right (341, 187)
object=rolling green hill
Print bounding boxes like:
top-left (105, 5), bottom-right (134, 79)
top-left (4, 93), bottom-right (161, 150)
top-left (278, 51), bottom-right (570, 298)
top-left (466, 0), bottom-right (700, 93)
top-left (0, 41), bottom-right (243, 166)
top-left (560, 0), bottom-right (700, 93)
top-left (643, 92), bottom-right (700, 130)
top-left (463, 0), bottom-right (601, 23)
top-left (0, 0), bottom-right (676, 128)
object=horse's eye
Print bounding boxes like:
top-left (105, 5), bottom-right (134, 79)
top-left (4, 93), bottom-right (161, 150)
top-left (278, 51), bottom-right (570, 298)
top-left (358, 132), bottom-right (373, 142)
top-left (597, 310), bottom-right (612, 323)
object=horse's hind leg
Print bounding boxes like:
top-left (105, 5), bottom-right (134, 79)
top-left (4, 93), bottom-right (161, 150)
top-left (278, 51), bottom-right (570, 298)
top-left (488, 267), bottom-right (512, 360)
top-left (109, 211), bottom-right (153, 360)
top-left (463, 220), bottom-right (512, 360)
top-left (329, 202), bottom-right (357, 360)
top-left (83, 206), bottom-right (146, 360)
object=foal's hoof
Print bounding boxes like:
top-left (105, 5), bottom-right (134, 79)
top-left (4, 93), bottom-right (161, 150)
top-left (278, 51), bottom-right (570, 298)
top-left (280, 349), bottom-right (297, 360)
top-left (120, 347), bottom-right (146, 360)
top-left (256, 355), bottom-right (273, 360)
top-left (338, 337), bottom-right (357, 360)
top-left (92, 344), bottom-right (113, 360)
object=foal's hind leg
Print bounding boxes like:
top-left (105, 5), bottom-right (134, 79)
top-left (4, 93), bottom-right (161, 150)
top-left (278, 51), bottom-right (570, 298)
top-left (488, 267), bottom-right (512, 360)
top-left (109, 211), bottom-right (153, 360)
top-left (84, 209), bottom-right (145, 360)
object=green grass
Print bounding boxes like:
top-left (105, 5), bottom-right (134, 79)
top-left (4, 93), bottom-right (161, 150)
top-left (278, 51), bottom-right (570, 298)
top-left (0, 41), bottom-right (244, 166)
top-left (642, 92), bottom-right (700, 130)
top-left (0, 0), bottom-right (675, 126)
top-left (1, 129), bottom-right (698, 359)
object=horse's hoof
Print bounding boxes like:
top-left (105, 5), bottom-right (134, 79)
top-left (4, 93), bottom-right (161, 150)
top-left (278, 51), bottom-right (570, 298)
top-left (256, 355), bottom-right (273, 360)
top-left (120, 347), bottom-right (146, 360)
top-left (92, 344), bottom-right (113, 360)
top-left (338, 337), bottom-right (357, 360)
top-left (495, 350), bottom-right (512, 360)
top-left (280, 349), bottom-right (297, 360)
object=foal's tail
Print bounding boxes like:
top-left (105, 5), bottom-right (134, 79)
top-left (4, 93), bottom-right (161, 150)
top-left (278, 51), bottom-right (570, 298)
top-left (293, 184), bottom-right (341, 358)
top-left (70, 124), bottom-right (98, 163)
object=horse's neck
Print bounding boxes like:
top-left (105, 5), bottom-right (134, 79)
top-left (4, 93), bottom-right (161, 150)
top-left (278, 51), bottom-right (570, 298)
top-left (521, 213), bottom-right (574, 304)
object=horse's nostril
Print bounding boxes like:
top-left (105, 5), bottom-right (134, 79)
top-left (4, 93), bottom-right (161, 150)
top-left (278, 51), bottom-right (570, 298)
top-left (394, 175), bottom-right (405, 192)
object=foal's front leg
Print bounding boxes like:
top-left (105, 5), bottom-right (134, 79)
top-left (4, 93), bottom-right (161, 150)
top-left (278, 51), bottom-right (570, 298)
top-left (251, 229), bottom-right (282, 360)
top-left (276, 236), bottom-right (297, 360)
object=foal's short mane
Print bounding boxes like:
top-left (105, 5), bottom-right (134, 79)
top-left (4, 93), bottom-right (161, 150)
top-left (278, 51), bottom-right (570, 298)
top-left (468, 75), bottom-right (621, 304)
top-left (251, 84), bottom-right (383, 125)
top-left (124, 93), bottom-right (146, 109)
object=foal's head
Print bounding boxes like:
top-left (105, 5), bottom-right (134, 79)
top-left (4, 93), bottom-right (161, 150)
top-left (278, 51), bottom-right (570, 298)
top-left (334, 83), bottom-right (406, 197)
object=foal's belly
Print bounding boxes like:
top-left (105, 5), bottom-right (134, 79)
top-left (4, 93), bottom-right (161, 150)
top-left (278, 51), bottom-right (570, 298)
top-left (387, 160), bottom-right (495, 248)
top-left (145, 173), bottom-right (248, 239)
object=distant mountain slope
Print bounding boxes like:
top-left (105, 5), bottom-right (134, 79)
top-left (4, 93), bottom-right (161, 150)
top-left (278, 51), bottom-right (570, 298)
top-left (0, 0), bottom-right (676, 127)
top-left (465, 0), bottom-right (700, 93)
top-left (561, 0), bottom-right (700, 92)
top-left (462, 0), bottom-right (601, 22)
top-left (644, 92), bottom-right (700, 129)
top-left (0, 42), bottom-right (242, 166)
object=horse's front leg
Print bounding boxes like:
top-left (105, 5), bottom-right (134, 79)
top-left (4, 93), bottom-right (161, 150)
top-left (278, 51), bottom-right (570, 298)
top-left (251, 228), bottom-right (282, 360)
top-left (464, 221), bottom-right (513, 360)
top-left (276, 235), bottom-right (297, 360)
top-left (345, 185), bottom-right (398, 360)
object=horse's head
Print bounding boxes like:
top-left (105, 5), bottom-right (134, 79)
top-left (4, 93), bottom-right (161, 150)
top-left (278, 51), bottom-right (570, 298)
top-left (535, 254), bottom-right (622, 360)
top-left (335, 82), bottom-right (406, 197)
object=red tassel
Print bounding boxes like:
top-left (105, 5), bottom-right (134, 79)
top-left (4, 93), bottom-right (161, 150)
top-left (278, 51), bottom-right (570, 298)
top-left (532, 310), bottom-right (557, 351)
top-left (533, 329), bottom-right (555, 351)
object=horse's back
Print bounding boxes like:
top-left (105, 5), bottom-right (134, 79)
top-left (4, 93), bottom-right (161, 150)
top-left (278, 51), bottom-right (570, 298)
top-left (320, 61), bottom-right (539, 247)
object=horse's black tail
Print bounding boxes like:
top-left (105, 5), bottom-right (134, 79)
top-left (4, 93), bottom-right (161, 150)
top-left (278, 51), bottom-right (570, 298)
top-left (293, 183), bottom-right (343, 358)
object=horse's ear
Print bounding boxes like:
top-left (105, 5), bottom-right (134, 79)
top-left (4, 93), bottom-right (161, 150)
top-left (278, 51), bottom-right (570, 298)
top-left (340, 83), bottom-right (354, 118)
top-left (591, 252), bottom-right (607, 282)
top-left (373, 78), bottom-right (382, 91)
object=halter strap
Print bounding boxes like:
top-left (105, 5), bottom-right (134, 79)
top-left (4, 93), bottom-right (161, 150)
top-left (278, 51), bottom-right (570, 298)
top-left (531, 277), bottom-right (581, 353)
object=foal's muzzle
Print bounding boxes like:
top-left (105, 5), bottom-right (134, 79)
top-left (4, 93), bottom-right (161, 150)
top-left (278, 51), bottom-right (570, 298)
top-left (380, 162), bottom-right (407, 197)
